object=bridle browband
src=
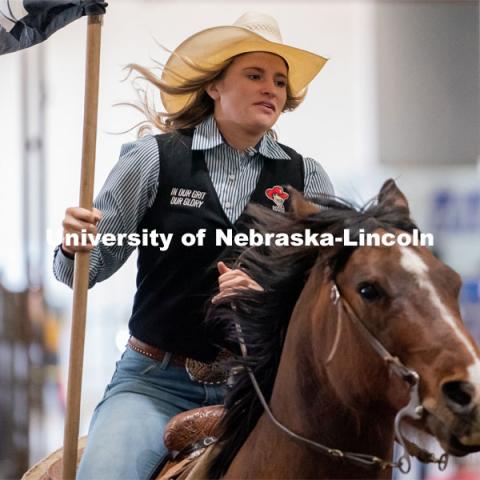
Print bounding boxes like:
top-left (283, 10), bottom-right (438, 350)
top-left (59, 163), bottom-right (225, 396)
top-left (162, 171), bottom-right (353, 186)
top-left (233, 281), bottom-right (449, 474)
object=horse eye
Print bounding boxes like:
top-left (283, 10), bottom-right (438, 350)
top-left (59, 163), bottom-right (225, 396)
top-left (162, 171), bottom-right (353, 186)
top-left (357, 282), bottom-right (382, 301)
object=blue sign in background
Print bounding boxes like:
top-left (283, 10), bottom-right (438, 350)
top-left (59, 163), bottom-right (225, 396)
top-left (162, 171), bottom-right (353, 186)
top-left (432, 189), bottom-right (480, 233)
top-left (461, 280), bottom-right (480, 343)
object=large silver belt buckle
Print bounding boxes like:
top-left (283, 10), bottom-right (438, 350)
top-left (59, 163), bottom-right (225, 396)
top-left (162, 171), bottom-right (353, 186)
top-left (185, 350), bottom-right (231, 385)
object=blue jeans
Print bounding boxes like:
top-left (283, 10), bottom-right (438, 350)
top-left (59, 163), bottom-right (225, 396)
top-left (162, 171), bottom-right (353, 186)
top-left (76, 346), bottom-right (226, 480)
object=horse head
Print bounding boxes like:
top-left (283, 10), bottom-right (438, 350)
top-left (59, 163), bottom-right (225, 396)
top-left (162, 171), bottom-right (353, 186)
top-left (290, 179), bottom-right (480, 459)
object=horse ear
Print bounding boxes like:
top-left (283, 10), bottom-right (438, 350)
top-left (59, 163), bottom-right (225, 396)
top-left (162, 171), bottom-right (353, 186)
top-left (378, 179), bottom-right (410, 212)
top-left (287, 186), bottom-right (321, 218)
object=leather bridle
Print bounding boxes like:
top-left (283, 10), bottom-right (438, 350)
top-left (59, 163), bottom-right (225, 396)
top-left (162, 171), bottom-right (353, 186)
top-left (233, 282), bottom-right (449, 474)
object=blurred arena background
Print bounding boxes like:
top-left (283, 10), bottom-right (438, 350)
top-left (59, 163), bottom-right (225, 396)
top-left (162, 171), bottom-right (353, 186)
top-left (0, 1), bottom-right (479, 479)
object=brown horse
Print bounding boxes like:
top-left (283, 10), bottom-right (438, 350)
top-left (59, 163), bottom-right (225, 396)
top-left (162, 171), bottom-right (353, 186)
top-left (201, 179), bottom-right (480, 479)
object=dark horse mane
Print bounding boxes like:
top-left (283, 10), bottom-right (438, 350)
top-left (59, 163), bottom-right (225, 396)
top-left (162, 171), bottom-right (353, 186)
top-left (204, 190), bottom-right (419, 479)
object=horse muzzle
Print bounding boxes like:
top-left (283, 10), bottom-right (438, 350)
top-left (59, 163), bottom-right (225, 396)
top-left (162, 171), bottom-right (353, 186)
top-left (423, 396), bottom-right (480, 456)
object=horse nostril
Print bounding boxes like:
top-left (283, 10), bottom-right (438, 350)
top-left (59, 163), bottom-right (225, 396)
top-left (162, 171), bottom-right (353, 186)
top-left (442, 380), bottom-right (476, 414)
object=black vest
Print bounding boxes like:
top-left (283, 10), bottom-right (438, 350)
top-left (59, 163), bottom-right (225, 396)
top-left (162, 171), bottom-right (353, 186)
top-left (128, 130), bottom-right (304, 361)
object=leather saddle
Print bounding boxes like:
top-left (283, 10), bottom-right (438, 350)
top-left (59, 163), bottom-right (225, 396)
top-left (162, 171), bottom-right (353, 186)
top-left (154, 405), bottom-right (225, 480)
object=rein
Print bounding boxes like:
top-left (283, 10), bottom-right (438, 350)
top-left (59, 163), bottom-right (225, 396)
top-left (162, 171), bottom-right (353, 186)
top-left (233, 282), bottom-right (449, 474)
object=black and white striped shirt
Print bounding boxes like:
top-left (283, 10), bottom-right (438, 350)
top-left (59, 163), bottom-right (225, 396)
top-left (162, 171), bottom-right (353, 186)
top-left (53, 115), bottom-right (334, 288)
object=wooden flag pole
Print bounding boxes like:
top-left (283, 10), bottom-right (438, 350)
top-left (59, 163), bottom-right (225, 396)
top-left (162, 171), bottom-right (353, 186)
top-left (63, 13), bottom-right (103, 480)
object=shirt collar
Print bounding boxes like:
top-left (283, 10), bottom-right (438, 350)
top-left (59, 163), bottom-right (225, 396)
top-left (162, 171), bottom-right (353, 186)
top-left (192, 115), bottom-right (290, 160)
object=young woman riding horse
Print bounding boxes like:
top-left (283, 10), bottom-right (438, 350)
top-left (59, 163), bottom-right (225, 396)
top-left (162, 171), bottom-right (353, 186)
top-left (197, 180), bottom-right (480, 479)
top-left (53, 12), bottom-right (333, 480)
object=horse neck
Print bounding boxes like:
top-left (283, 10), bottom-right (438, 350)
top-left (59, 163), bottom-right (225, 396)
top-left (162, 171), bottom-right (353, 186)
top-left (228, 267), bottom-right (398, 479)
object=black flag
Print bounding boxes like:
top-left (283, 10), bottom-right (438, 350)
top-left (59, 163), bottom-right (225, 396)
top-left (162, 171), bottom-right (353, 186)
top-left (0, 1), bottom-right (107, 55)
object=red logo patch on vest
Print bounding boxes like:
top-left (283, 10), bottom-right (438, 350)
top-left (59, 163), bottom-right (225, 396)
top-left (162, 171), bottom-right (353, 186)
top-left (265, 185), bottom-right (289, 213)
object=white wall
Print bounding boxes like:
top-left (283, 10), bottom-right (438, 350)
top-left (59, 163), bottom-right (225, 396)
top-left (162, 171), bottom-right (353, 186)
top-left (0, 52), bottom-right (23, 288)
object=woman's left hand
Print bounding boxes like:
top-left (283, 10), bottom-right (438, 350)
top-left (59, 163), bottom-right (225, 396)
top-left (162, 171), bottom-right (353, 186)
top-left (212, 261), bottom-right (264, 304)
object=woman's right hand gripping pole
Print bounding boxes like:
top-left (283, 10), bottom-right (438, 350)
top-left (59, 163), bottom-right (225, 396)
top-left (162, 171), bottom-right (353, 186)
top-left (61, 207), bottom-right (103, 256)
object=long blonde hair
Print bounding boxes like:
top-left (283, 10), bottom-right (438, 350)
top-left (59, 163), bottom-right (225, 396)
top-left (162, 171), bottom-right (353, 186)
top-left (126, 53), bottom-right (306, 137)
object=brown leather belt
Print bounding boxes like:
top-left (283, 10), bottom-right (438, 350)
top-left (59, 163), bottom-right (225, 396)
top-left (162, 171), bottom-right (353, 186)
top-left (127, 336), bottom-right (186, 367)
top-left (127, 335), bottom-right (231, 385)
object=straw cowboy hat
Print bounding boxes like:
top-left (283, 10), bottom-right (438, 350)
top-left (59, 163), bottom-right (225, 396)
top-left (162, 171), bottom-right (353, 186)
top-left (161, 12), bottom-right (328, 114)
